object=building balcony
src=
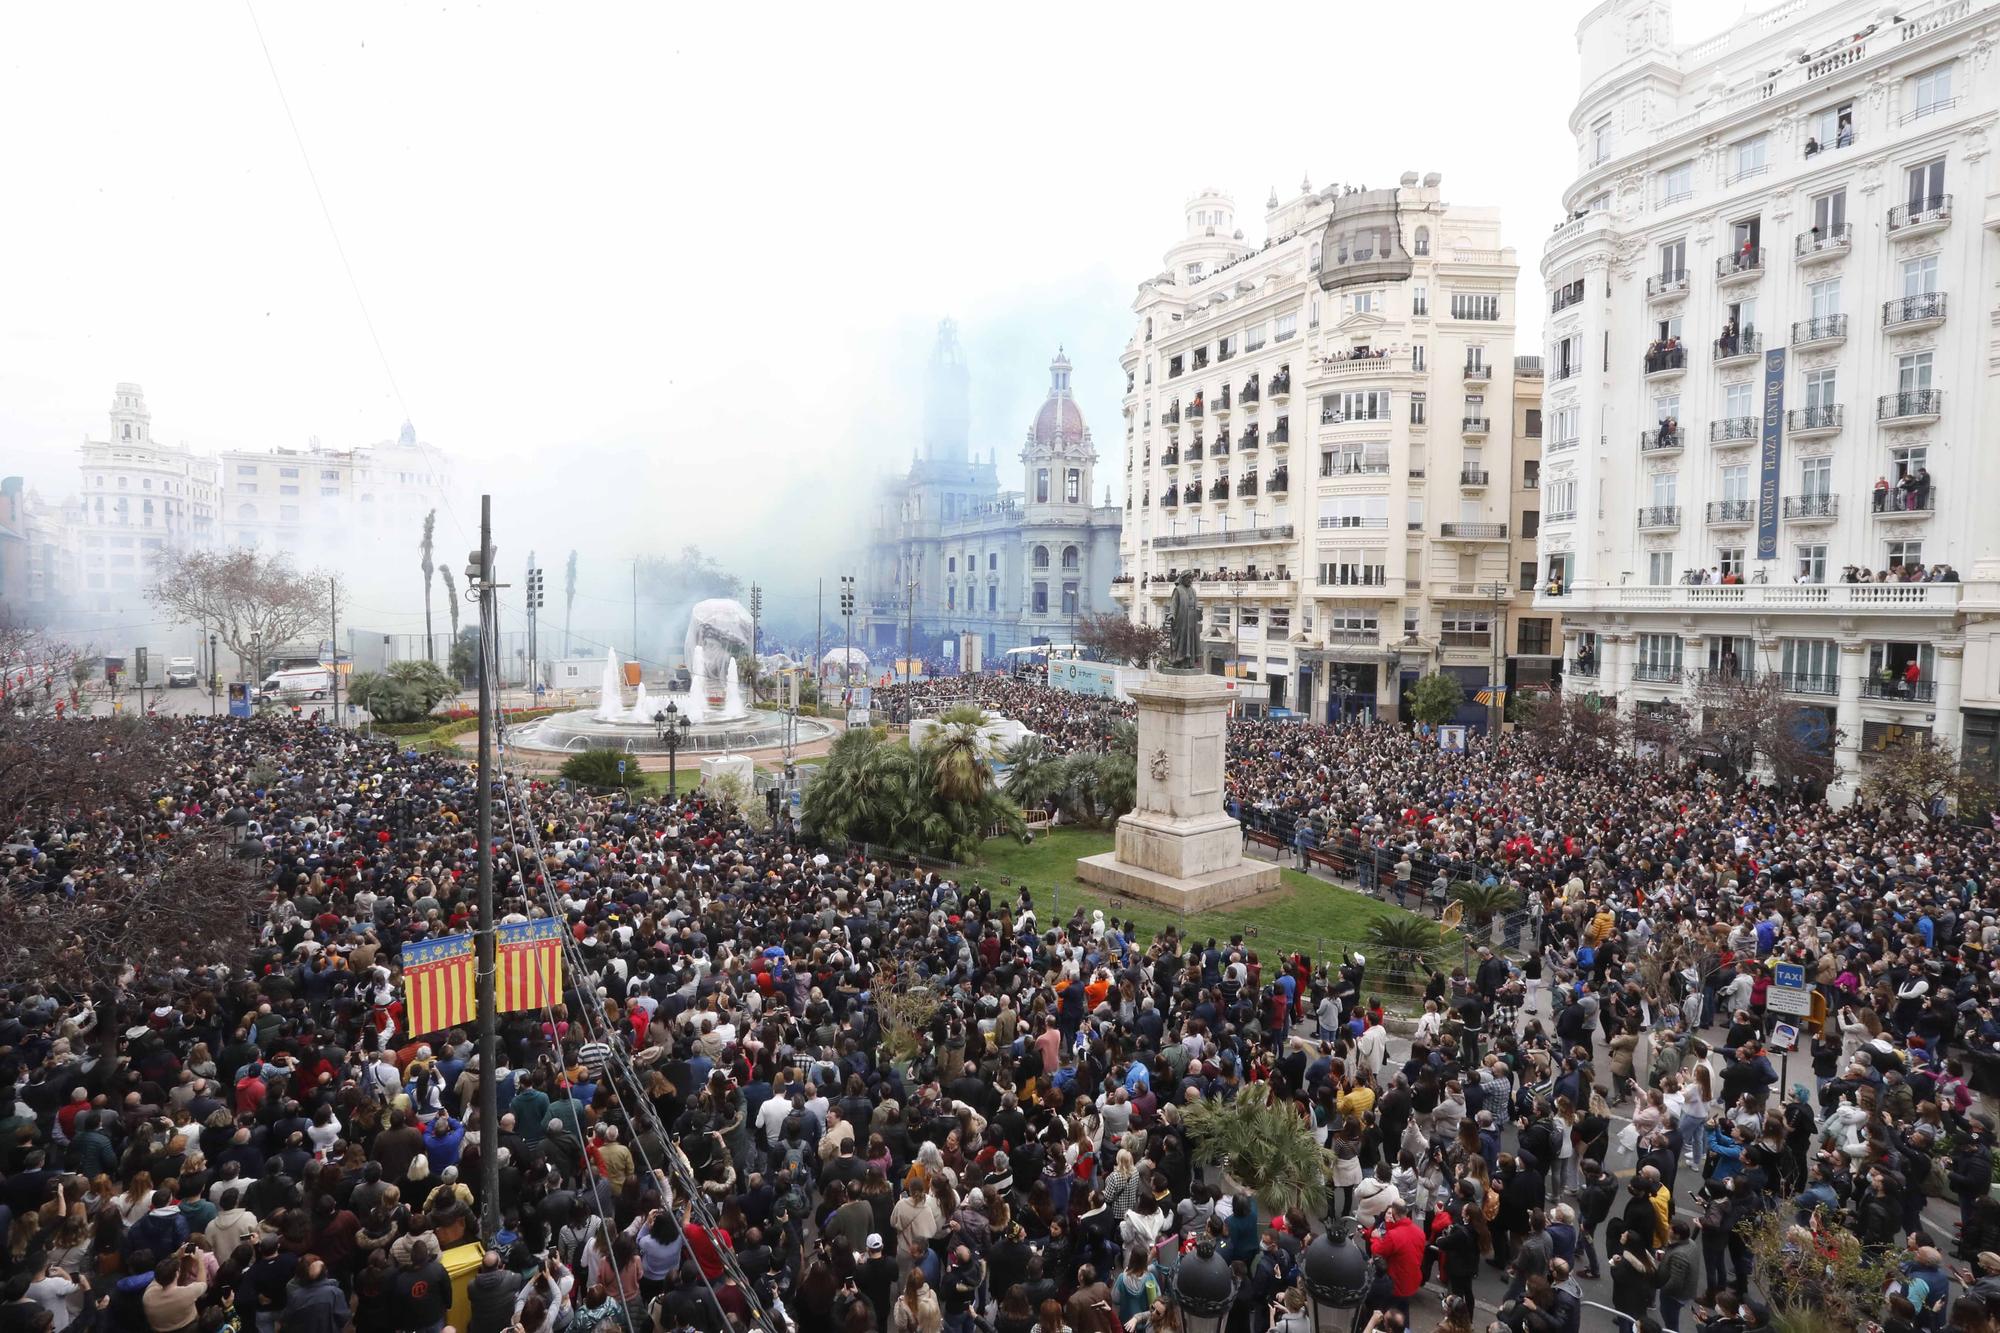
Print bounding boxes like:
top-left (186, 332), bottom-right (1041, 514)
top-left (1710, 417), bottom-right (1758, 446)
top-left (1704, 499), bottom-right (1753, 527)
top-left (1877, 390), bottom-right (1942, 426)
top-left (1546, 508), bottom-right (1577, 522)
top-left (1864, 679), bottom-right (1937, 703)
top-left (1777, 672), bottom-right (1838, 697)
top-left (1269, 424), bottom-right (1289, 446)
top-left (1716, 248), bottom-right (1765, 285)
top-left (1214, 393), bottom-right (1232, 419)
top-left (1546, 435), bottom-right (1579, 455)
top-left (1269, 372), bottom-right (1290, 400)
top-left (1712, 331), bottom-right (1761, 365)
top-left (1161, 449), bottom-right (1180, 467)
top-left (1186, 442), bottom-right (1204, 461)
top-left (1639, 424), bottom-right (1684, 455)
top-left (1462, 363), bottom-right (1491, 385)
top-left (1321, 456), bottom-right (1391, 477)
top-left (1888, 194), bottom-right (1952, 238)
top-left (1646, 270), bottom-right (1691, 302)
top-left (1208, 481), bottom-right (1231, 501)
top-left (1633, 663), bottom-right (1683, 684)
top-left (1438, 522), bottom-right (1507, 541)
top-left (1240, 382), bottom-right (1260, 407)
top-left (1460, 467), bottom-right (1489, 488)
top-left (1552, 582), bottom-right (1959, 616)
top-left (1787, 405), bottom-right (1843, 437)
top-left (1267, 470), bottom-right (1289, 493)
top-left (1434, 583), bottom-right (1508, 602)
top-left (1872, 483), bottom-right (1936, 520)
top-left (1644, 345), bottom-right (1686, 378)
top-left (1461, 417), bottom-right (1490, 437)
top-left (1637, 505), bottom-right (1682, 531)
top-left (1239, 427), bottom-right (1259, 452)
top-left (1440, 631), bottom-right (1494, 650)
top-left (1237, 477), bottom-right (1258, 497)
top-left (1791, 314), bottom-right (1847, 348)
top-left (1882, 292), bottom-right (1946, 333)
top-left (1794, 224), bottom-right (1852, 265)
top-left (1695, 667), bottom-right (1758, 687)
top-left (1151, 523), bottom-right (1294, 550)
top-left (1211, 440), bottom-right (1231, 458)
top-left (1567, 659), bottom-right (1599, 679)
top-left (1782, 494), bottom-right (1837, 523)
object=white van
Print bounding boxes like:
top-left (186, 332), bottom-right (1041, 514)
top-left (259, 666), bottom-right (334, 700)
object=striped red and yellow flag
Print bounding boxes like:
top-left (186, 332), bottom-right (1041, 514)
top-left (401, 933), bottom-right (476, 1037)
top-left (495, 918), bottom-right (565, 1016)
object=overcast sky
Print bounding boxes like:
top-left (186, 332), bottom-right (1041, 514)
top-left (0, 0), bottom-right (1748, 631)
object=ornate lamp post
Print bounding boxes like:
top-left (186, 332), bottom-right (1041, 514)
top-left (1300, 1219), bottom-right (1373, 1333)
top-left (654, 701), bottom-right (692, 793)
top-left (1173, 1239), bottom-right (1236, 1333)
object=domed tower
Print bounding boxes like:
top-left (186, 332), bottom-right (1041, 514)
top-left (924, 318), bottom-right (970, 464)
top-left (1161, 188), bottom-right (1251, 286)
top-left (110, 382), bottom-right (151, 444)
top-left (1022, 347), bottom-right (1093, 512)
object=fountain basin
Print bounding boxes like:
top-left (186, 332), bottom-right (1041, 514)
top-left (507, 704), bottom-right (833, 755)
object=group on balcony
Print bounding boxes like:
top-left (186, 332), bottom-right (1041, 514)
top-left (1840, 562), bottom-right (1958, 584)
top-left (1715, 317), bottom-right (1753, 358)
top-left (1803, 112), bottom-right (1853, 157)
top-left (1321, 345), bottom-right (1388, 366)
top-left (1872, 469), bottom-right (1932, 513)
top-left (1681, 565), bottom-right (1760, 586)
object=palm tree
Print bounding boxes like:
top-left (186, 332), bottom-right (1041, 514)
top-left (1182, 1083), bottom-right (1334, 1217)
top-left (563, 551), bottom-right (578, 656)
top-left (1364, 916), bottom-right (1444, 992)
top-left (419, 510), bottom-right (437, 661)
top-left (439, 567), bottom-right (461, 680)
top-left (1449, 880), bottom-right (1521, 926)
top-left (1002, 736), bottom-right (1066, 812)
top-left (926, 710), bottom-right (997, 805)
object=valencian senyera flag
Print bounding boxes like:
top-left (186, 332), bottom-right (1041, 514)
top-left (401, 933), bottom-right (476, 1037)
top-left (495, 918), bottom-right (565, 1016)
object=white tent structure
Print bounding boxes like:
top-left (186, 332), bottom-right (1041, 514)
top-left (819, 647), bottom-right (869, 680)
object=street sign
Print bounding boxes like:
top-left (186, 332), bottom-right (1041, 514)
top-left (227, 682), bottom-right (252, 719)
top-left (1768, 984), bottom-right (1813, 1016)
top-left (1773, 962), bottom-right (1805, 990)
top-left (1769, 1021), bottom-right (1799, 1052)
top-left (134, 647), bottom-right (149, 684)
top-left (616, 759), bottom-right (627, 776)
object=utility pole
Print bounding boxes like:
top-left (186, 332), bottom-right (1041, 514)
top-left (904, 577), bottom-right (917, 686)
top-left (748, 583), bottom-right (762, 707)
top-left (525, 565), bottom-right (545, 703)
top-left (329, 579), bottom-right (340, 728)
top-left (209, 632), bottom-right (218, 716)
top-left (466, 498), bottom-right (501, 1241)
top-left (840, 576), bottom-right (855, 708)
top-left (1484, 581), bottom-right (1508, 744)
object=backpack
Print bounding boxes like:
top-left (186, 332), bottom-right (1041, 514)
top-left (778, 1139), bottom-right (812, 1178)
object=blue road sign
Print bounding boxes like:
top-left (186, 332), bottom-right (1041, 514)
top-left (1773, 962), bottom-right (1805, 990)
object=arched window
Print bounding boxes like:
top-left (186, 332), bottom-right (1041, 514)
top-left (1062, 546), bottom-right (1080, 570)
top-left (1033, 546), bottom-right (1050, 570)
top-left (1414, 226), bottom-right (1430, 256)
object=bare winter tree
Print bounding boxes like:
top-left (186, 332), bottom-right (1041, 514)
top-left (1697, 672), bottom-right (1837, 790)
top-left (147, 548), bottom-right (337, 672)
top-left (1862, 733), bottom-right (1995, 821)
top-left (1074, 611), bottom-right (1167, 667)
top-left (1628, 698), bottom-right (1695, 765)
top-left (1517, 690), bottom-right (1626, 768)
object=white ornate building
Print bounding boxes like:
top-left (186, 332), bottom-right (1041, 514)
top-left (859, 324), bottom-right (1122, 664)
top-left (74, 383), bottom-right (219, 611)
top-left (1114, 179), bottom-right (1551, 723)
top-left (1535, 0), bottom-right (2000, 799)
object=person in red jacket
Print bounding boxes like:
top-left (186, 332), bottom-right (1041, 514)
top-left (1368, 1203), bottom-right (1427, 1313)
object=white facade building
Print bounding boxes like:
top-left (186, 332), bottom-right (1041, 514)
top-left (1115, 178), bottom-right (1548, 724)
top-left (75, 383), bottom-right (219, 610)
top-left (1536, 0), bottom-right (2000, 799)
top-left (218, 423), bottom-right (452, 560)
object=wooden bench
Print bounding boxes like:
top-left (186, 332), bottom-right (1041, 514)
top-left (1244, 828), bottom-right (1285, 852)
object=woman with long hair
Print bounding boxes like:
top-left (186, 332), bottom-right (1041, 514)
top-left (1679, 1067), bottom-right (1713, 1174)
top-left (893, 1271), bottom-right (943, 1333)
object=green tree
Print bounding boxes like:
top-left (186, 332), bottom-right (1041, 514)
top-left (448, 624), bottom-right (478, 685)
top-left (1449, 880), bottom-right (1521, 926)
top-left (1363, 916), bottom-right (1444, 992)
top-left (803, 722), bottom-right (1023, 862)
top-left (347, 660), bottom-right (459, 724)
top-left (1403, 671), bottom-right (1464, 726)
top-left (560, 749), bottom-right (636, 791)
top-left (1182, 1083), bottom-right (1334, 1217)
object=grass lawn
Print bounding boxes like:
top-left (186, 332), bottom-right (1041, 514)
top-left (961, 827), bottom-right (1418, 954)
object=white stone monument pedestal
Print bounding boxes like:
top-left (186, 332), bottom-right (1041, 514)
top-left (1076, 670), bottom-right (1279, 910)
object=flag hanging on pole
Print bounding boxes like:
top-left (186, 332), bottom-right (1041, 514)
top-left (495, 918), bottom-right (565, 1015)
top-left (1474, 686), bottom-right (1509, 706)
top-left (401, 933), bottom-right (476, 1037)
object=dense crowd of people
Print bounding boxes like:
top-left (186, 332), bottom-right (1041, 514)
top-left (2, 681), bottom-right (1999, 1333)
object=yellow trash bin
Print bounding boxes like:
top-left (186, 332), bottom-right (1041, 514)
top-left (439, 1241), bottom-right (484, 1333)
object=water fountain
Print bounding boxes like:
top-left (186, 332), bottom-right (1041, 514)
top-left (508, 597), bottom-right (833, 756)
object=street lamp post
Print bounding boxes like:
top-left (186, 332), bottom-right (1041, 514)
top-left (1300, 1220), bottom-right (1373, 1333)
top-left (208, 632), bottom-right (219, 716)
top-left (1483, 581), bottom-right (1509, 744)
top-left (840, 575), bottom-right (855, 708)
top-left (655, 701), bottom-right (691, 794)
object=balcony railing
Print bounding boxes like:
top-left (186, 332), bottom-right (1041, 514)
top-left (1637, 505), bottom-right (1682, 530)
top-left (1713, 331), bottom-right (1761, 362)
top-left (1873, 481), bottom-right (1936, 517)
top-left (1878, 390), bottom-right (1942, 423)
top-left (1208, 480), bottom-right (1230, 500)
top-left (1546, 508), bottom-right (1577, 522)
top-left (1240, 380), bottom-right (1260, 406)
top-left (1782, 494), bottom-right (1837, 521)
top-left (1883, 292), bottom-right (1947, 330)
top-left (1706, 500), bottom-right (1753, 525)
top-left (1439, 522), bottom-right (1507, 539)
top-left (1710, 417), bottom-right (1757, 444)
top-left (1160, 448), bottom-right (1180, 466)
top-left (1267, 470), bottom-right (1288, 493)
top-left (1644, 345), bottom-right (1686, 376)
top-left (1559, 584), bottom-right (1958, 615)
top-left (1187, 400), bottom-right (1204, 420)
top-left (1269, 371), bottom-right (1290, 397)
top-left (1322, 456), bottom-right (1391, 477)
top-left (1887, 194), bottom-right (1951, 233)
top-left (1716, 247), bottom-right (1765, 282)
top-left (1778, 673), bottom-right (1837, 697)
top-left (1239, 428), bottom-right (1259, 451)
top-left (1317, 516), bottom-right (1389, 530)
top-left (1646, 270), bottom-right (1690, 300)
top-left (1461, 417), bottom-right (1490, 434)
top-left (1460, 468), bottom-right (1489, 486)
top-left (1633, 664), bottom-right (1683, 683)
top-left (1795, 223), bottom-right (1852, 261)
top-left (1163, 406), bottom-right (1181, 424)
top-left (1551, 283), bottom-right (1586, 314)
top-left (1864, 679), bottom-right (1937, 703)
top-left (1270, 423), bottom-right (1289, 444)
top-left (1238, 476), bottom-right (1258, 497)
top-left (1787, 404), bottom-right (1843, 434)
top-left (1640, 425), bottom-right (1683, 453)
top-left (1215, 388), bottom-right (1233, 412)
top-left (1546, 436), bottom-right (1579, 454)
top-left (1463, 363), bottom-right (1491, 383)
top-left (1187, 441), bottom-right (1204, 461)
top-left (1791, 314), bottom-right (1847, 347)
top-left (1151, 523), bottom-right (1294, 550)
top-left (1439, 632), bottom-right (1493, 649)
top-left (1567, 659), bottom-right (1599, 678)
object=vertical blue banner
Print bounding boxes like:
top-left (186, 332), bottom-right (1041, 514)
top-left (1757, 347), bottom-right (1786, 560)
